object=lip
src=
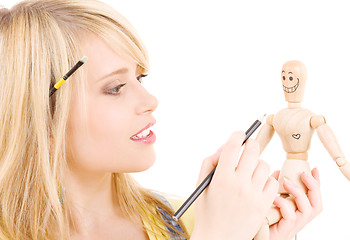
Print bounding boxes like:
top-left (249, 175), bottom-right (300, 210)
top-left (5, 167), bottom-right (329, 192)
top-left (130, 130), bottom-right (156, 144)
top-left (131, 123), bottom-right (155, 137)
top-left (130, 122), bottom-right (156, 144)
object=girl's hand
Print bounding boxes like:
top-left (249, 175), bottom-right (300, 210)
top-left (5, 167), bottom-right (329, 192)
top-left (269, 168), bottom-right (322, 240)
top-left (191, 132), bottom-right (279, 240)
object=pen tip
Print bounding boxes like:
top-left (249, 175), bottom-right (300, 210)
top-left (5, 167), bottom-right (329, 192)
top-left (259, 114), bottom-right (267, 122)
top-left (80, 56), bottom-right (88, 63)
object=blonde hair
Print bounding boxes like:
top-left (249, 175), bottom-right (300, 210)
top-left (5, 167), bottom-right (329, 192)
top-left (0, 0), bottom-right (188, 239)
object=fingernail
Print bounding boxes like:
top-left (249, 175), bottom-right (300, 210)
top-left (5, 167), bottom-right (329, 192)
top-left (303, 171), bottom-right (313, 179)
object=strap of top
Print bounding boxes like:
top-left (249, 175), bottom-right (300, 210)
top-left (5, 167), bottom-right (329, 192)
top-left (143, 193), bottom-right (188, 240)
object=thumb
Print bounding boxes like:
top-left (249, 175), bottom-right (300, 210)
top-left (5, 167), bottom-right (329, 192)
top-left (196, 146), bottom-right (223, 186)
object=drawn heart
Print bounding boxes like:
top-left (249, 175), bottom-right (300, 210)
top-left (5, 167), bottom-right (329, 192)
top-left (292, 134), bottom-right (301, 140)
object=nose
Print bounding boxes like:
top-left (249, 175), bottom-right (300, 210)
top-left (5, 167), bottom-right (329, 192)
top-left (135, 84), bottom-right (158, 115)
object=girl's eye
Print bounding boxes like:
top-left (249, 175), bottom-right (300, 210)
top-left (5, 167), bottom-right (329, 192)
top-left (105, 83), bottom-right (126, 95)
top-left (137, 74), bottom-right (148, 83)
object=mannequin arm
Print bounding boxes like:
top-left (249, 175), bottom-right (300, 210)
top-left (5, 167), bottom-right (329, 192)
top-left (255, 114), bottom-right (275, 155)
top-left (311, 115), bottom-right (350, 181)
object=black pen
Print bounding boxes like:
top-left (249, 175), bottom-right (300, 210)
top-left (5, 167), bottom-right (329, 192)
top-left (173, 114), bottom-right (266, 221)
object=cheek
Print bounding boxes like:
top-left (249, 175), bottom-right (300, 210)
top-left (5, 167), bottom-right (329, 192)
top-left (89, 105), bottom-right (129, 141)
top-left (77, 105), bottom-right (131, 167)
top-left (68, 102), bottom-right (155, 173)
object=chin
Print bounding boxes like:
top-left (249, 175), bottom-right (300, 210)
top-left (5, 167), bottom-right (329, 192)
top-left (139, 155), bottom-right (157, 172)
top-left (128, 152), bottom-right (157, 173)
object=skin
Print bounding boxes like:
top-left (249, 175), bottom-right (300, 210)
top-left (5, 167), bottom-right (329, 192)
top-left (191, 134), bottom-right (279, 240)
top-left (65, 35), bottom-right (322, 240)
top-left (66, 34), bottom-right (158, 239)
top-left (192, 136), bottom-right (322, 240)
top-left (270, 169), bottom-right (322, 240)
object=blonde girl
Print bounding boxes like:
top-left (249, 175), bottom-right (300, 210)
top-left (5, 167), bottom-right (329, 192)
top-left (0, 0), bottom-right (321, 239)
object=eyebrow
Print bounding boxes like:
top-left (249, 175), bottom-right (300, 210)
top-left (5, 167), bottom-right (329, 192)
top-left (97, 67), bottom-right (129, 82)
top-left (288, 72), bottom-right (293, 74)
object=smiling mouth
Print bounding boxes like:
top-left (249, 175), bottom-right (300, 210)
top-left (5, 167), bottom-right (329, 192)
top-left (131, 128), bottom-right (151, 140)
top-left (130, 123), bottom-right (155, 140)
top-left (283, 78), bottom-right (299, 93)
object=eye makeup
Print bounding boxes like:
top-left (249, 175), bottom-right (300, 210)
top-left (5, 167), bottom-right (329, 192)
top-left (102, 72), bottom-right (147, 96)
top-left (105, 83), bottom-right (126, 95)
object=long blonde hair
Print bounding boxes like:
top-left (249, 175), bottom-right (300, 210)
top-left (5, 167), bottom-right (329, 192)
top-left (0, 0), bottom-right (188, 239)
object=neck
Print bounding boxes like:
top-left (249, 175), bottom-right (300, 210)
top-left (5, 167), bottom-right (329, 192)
top-left (288, 102), bottom-right (301, 108)
top-left (64, 168), bottom-right (122, 227)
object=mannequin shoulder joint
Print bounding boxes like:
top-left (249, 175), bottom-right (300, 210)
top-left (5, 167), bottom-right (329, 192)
top-left (310, 115), bottom-right (326, 129)
top-left (266, 114), bottom-right (274, 126)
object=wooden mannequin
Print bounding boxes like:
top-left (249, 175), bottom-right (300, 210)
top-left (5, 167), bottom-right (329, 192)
top-left (253, 60), bottom-right (350, 240)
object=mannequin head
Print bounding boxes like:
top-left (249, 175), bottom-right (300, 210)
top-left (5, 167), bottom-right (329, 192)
top-left (281, 60), bottom-right (307, 103)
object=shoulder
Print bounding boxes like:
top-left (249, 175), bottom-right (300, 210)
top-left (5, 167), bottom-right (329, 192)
top-left (266, 114), bottom-right (274, 126)
top-left (310, 115), bottom-right (326, 129)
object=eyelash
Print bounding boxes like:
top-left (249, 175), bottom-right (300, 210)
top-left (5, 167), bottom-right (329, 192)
top-left (105, 83), bottom-right (126, 95)
top-left (137, 74), bottom-right (147, 83)
top-left (105, 74), bottom-right (148, 96)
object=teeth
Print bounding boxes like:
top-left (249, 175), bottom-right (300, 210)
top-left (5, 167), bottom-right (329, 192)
top-left (283, 78), bottom-right (299, 93)
top-left (283, 86), bottom-right (297, 93)
top-left (131, 128), bottom-right (151, 139)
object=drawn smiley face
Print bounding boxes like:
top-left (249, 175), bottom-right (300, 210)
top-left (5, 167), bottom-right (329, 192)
top-left (281, 70), bottom-right (299, 93)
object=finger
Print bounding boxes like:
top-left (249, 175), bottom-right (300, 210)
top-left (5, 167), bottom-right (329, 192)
top-left (215, 131), bottom-right (246, 176)
top-left (311, 168), bottom-right (320, 183)
top-left (251, 160), bottom-right (271, 190)
top-left (283, 178), bottom-right (311, 213)
top-left (270, 170), bottom-right (280, 180)
top-left (273, 196), bottom-right (297, 221)
top-left (235, 139), bottom-right (260, 177)
top-left (300, 170), bottom-right (320, 191)
top-left (196, 146), bottom-right (223, 186)
top-left (263, 176), bottom-right (279, 202)
top-left (300, 170), bottom-right (322, 210)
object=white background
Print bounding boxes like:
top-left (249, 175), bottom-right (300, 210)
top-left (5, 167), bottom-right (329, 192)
top-left (3, 0), bottom-right (350, 239)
